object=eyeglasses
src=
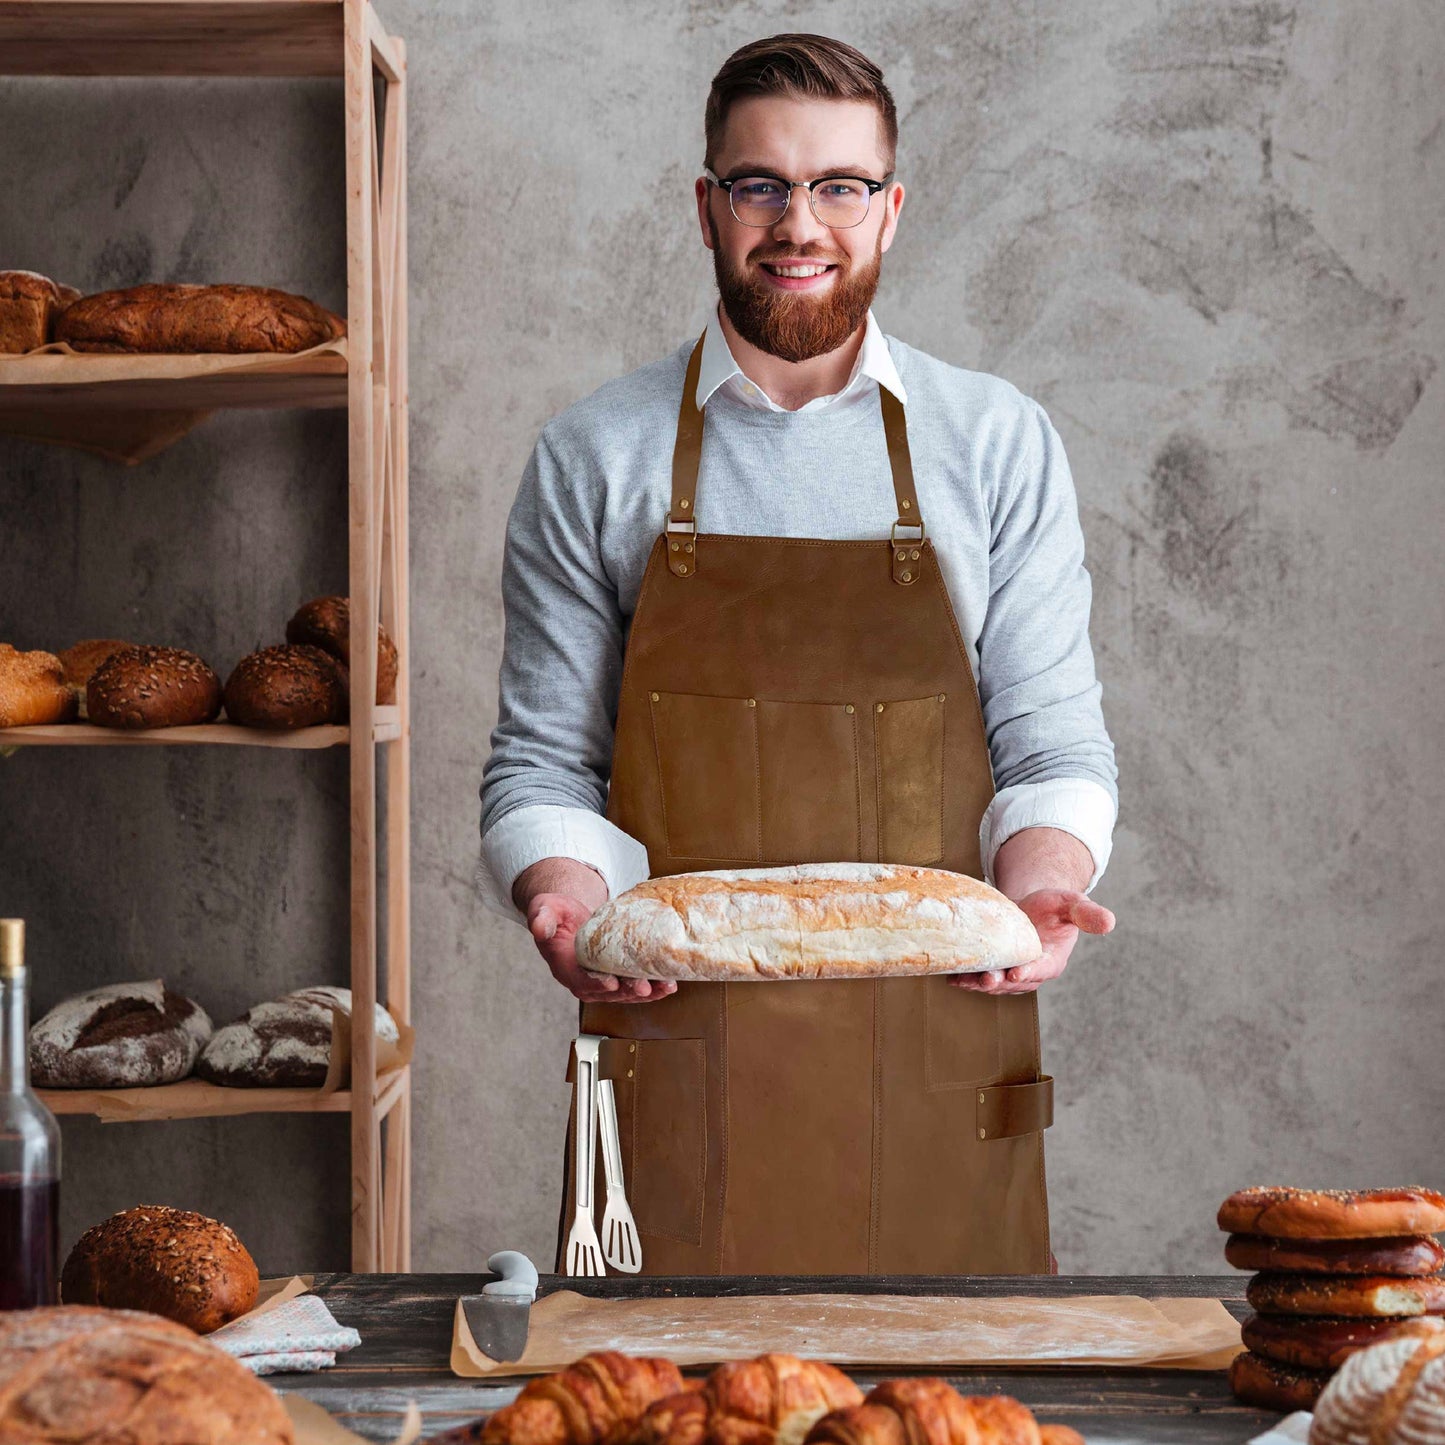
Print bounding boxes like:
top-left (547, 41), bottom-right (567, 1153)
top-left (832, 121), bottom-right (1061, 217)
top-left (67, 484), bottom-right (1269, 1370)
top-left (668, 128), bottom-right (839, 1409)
top-left (703, 166), bottom-right (894, 229)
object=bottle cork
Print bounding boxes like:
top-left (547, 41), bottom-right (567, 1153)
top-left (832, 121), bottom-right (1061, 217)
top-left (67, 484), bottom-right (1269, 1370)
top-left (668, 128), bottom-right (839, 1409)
top-left (0, 919), bottom-right (24, 978)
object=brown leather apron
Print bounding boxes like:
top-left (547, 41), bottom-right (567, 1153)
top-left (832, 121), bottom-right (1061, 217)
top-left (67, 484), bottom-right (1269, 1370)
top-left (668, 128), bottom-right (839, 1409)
top-left (558, 334), bottom-right (1054, 1275)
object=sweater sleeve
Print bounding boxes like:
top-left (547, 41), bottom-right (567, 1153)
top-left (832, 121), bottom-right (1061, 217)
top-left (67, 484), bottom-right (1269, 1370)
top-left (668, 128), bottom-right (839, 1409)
top-left (974, 400), bottom-right (1118, 877)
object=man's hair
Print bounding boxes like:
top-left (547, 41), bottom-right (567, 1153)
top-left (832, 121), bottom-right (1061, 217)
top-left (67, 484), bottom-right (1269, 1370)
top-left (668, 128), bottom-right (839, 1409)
top-left (704, 33), bottom-right (897, 172)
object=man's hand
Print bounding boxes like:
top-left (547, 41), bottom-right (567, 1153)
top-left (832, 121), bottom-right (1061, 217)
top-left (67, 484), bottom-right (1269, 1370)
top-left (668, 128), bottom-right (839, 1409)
top-left (949, 826), bottom-right (1114, 996)
top-left (513, 857), bottom-right (677, 1005)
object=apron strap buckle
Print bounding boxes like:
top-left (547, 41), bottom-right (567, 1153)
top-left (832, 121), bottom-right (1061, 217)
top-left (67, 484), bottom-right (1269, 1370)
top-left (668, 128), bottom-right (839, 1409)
top-left (976, 1074), bottom-right (1054, 1141)
top-left (666, 518), bottom-right (697, 577)
top-left (890, 520), bottom-right (926, 586)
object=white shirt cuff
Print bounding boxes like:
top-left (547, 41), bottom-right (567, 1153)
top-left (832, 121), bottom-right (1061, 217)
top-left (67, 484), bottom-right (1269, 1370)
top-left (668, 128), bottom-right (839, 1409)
top-left (475, 803), bottom-right (652, 927)
top-left (979, 778), bottom-right (1117, 893)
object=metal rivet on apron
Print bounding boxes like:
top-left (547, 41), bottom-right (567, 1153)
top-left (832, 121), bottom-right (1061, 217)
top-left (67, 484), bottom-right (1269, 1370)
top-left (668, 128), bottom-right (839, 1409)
top-left (895, 550), bottom-right (906, 561)
top-left (978, 1092), bottom-right (986, 1105)
top-left (670, 542), bottom-right (679, 552)
top-left (678, 564), bottom-right (688, 574)
top-left (901, 570), bottom-right (912, 581)
top-left (629, 1043), bottom-right (636, 1053)
top-left (910, 549), bottom-right (920, 560)
top-left (844, 704), bottom-right (855, 714)
top-left (876, 703), bottom-right (885, 713)
top-left (746, 698), bottom-right (757, 707)
top-left (939, 693), bottom-right (947, 703)
top-left (978, 1128), bottom-right (987, 1139)
top-left (902, 499), bottom-right (912, 510)
top-left (650, 692), bottom-right (660, 702)
top-left (685, 543), bottom-right (693, 553)
top-left (627, 1069), bottom-right (634, 1078)
top-left (680, 498), bottom-right (691, 509)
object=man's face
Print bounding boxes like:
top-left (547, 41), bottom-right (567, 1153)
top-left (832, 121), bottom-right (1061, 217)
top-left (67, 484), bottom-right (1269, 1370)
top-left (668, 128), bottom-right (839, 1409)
top-left (697, 95), bottom-right (904, 364)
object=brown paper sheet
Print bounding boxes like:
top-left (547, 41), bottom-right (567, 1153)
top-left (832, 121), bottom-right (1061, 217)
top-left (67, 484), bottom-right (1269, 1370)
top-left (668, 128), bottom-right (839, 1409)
top-left (450, 1290), bottom-right (1244, 1378)
top-left (284, 1395), bottom-right (422, 1445)
top-left (0, 337), bottom-right (347, 464)
top-left (320, 1010), bottom-right (416, 1094)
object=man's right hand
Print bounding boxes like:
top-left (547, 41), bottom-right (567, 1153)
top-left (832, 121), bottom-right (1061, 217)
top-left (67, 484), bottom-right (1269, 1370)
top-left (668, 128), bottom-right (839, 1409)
top-left (513, 857), bottom-right (677, 1005)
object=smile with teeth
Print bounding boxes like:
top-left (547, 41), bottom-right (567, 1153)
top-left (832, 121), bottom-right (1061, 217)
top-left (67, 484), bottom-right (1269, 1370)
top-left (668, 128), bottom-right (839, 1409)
top-left (762, 262), bottom-right (836, 277)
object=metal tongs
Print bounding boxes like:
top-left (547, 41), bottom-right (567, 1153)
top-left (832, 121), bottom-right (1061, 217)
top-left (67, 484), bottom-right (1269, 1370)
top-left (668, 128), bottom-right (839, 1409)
top-left (565, 1034), bottom-right (642, 1275)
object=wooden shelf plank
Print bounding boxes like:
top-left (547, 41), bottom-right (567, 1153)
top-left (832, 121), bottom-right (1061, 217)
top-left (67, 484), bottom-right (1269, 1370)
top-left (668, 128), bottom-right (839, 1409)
top-left (0, 706), bottom-right (400, 748)
top-left (0, 2), bottom-right (348, 78)
top-left (41, 1065), bottom-right (409, 1121)
top-left (0, 347), bottom-right (349, 412)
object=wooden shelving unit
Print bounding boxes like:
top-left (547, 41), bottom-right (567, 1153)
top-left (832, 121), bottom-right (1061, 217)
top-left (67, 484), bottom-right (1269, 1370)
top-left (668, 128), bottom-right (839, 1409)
top-left (0, 0), bottom-right (411, 1271)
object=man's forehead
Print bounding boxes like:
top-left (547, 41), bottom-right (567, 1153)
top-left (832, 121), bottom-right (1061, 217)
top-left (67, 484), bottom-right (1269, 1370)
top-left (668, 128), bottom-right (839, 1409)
top-left (714, 95), bottom-right (887, 169)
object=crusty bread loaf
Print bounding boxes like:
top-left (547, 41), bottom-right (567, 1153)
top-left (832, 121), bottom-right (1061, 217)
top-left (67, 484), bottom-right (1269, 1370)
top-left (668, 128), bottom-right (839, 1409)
top-left (56, 638), bottom-right (133, 719)
top-left (575, 863), bottom-right (1042, 982)
top-left (53, 282), bottom-right (345, 353)
top-left (87, 644), bottom-right (222, 729)
top-left (223, 643), bottom-right (347, 728)
top-left (196, 984), bottom-right (399, 1088)
top-left (1309, 1318), bottom-right (1445, 1444)
top-left (1225, 1233), bottom-right (1445, 1278)
top-left (29, 979), bottom-right (212, 1088)
top-left (0, 1305), bottom-right (291, 1443)
top-left (1219, 1187), bottom-right (1445, 1240)
top-left (0, 643), bottom-right (76, 727)
top-left (1247, 1272), bottom-right (1445, 1319)
top-left (61, 1205), bottom-right (259, 1333)
top-left (0, 269), bottom-right (80, 352)
top-left (285, 594), bottom-right (398, 706)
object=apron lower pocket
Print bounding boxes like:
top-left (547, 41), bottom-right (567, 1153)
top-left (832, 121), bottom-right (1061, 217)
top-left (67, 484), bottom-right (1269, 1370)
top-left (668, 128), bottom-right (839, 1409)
top-left (874, 691), bottom-right (946, 865)
top-left (650, 690), bottom-right (861, 863)
top-left (616, 1036), bottom-right (707, 1246)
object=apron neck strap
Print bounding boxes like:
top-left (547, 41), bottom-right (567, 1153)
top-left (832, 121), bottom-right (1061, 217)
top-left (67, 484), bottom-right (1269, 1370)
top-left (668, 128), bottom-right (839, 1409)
top-left (669, 330), bottom-right (925, 569)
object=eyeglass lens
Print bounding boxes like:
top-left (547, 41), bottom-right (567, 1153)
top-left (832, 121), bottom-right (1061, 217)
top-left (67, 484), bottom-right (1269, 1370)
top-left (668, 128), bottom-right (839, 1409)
top-left (729, 177), bottom-right (874, 228)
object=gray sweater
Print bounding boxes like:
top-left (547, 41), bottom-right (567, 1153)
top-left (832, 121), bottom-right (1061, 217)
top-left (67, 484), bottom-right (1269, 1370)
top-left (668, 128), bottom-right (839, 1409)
top-left (478, 332), bottom-right (1117, 907)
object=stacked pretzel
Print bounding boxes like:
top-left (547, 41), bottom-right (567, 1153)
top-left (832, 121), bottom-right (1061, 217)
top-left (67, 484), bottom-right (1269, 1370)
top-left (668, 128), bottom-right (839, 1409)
top-left (1218, 1186), bottom-right (1445, 1411)
top-left (427, 1351), bottom-right (1085, 1445)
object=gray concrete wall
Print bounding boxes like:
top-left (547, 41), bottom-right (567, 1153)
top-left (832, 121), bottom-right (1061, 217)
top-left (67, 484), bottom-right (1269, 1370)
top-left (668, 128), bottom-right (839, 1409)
top-left (2, 1), bottom-right (1441, 1278)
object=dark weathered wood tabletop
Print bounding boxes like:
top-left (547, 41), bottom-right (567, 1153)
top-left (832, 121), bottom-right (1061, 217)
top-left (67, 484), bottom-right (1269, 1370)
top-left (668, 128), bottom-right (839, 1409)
top-left (274, 1273), bottom-right (1285, 1445)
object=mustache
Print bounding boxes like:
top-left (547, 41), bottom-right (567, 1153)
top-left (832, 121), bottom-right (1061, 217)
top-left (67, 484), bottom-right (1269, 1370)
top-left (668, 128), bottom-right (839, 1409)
top-left (750, 249), bottom-right (845, 266)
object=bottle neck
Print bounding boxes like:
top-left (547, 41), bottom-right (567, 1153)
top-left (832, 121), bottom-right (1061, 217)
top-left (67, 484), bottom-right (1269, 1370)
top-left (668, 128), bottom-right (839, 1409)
top-left (2, 973), bottom-right (28, 1095)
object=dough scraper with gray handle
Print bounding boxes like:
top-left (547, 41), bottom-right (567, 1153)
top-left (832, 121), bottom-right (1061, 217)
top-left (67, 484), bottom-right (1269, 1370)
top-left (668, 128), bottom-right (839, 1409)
top-left (460, 1250), bottom-right (539, 1363)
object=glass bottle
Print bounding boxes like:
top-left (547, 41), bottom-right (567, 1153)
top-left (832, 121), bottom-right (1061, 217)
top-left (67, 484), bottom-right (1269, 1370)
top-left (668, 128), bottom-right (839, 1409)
top-left (0, 919), bottom-right (61, 1308)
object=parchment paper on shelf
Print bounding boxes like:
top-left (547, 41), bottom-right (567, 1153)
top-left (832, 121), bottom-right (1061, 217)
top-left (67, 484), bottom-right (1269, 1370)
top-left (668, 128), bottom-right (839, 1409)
top-left (450, 1289), bottom-right (1244, 1378)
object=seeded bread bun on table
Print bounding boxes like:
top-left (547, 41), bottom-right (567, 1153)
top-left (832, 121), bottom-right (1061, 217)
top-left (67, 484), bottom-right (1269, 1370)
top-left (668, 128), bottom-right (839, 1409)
top-left (0, 643), bottom-right (77, 727)
top-left (0, 269), bottom-right (80, 352)
top-left (1228, 1349), bottom-right (1333, 1411)
top-left (1218, 1187), bottom-right (1445, 1240)
top-left (285, 593), bottom-right (398, 705)
top-left (575, 863), bottom-right (1043, 982)
top-left (60, 1205), bottom-right (259, 1333)
top-left (53, 282), bottom-right (345, 353)
top-left (0, 1305), bottom-right (292, 1443)
top-left (28, 979), bottom-right (212, 1088)
top-left (1240, 1313), bottom-right (1423, 1373)
top-left (223, 643), bottom-right (348, 728)
top-left (87, 644), bottom-right (222, 729)
top-left (1225, 1233), bottom-right (1445, 1277)
top-left (1246, 1272), bottom-right (1445, 1319)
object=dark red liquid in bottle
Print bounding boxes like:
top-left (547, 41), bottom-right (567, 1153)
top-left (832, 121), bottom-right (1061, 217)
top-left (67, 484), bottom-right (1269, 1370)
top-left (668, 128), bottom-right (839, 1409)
top-left (0, 1173), bottom-right (59, 1308)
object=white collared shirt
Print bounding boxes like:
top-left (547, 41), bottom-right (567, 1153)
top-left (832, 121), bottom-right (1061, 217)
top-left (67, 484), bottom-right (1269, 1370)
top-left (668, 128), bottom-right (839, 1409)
top-left (477, 306), bottom-right (1116, 924)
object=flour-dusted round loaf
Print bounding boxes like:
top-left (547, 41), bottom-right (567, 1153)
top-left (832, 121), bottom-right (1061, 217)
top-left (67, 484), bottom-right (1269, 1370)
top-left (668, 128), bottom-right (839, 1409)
top-left (29, 979), bottom-right (212, 1088)
top-left (574, 863), bottom-right (1043, 982)
top-left (1308, 1318), bottom-right (1445, 1445)
top-left (61, 1205), bottom-right (259, 1333)
top-left (0, 1305), bottom-right (292, 1444)
top-left (196, 984), bottom-right (399, 1087)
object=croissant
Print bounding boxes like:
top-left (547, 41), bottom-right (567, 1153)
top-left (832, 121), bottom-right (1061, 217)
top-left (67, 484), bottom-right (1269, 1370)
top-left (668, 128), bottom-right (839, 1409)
top-left (804, 1377), bottom-right (1085, 1445)
top-left (637, 1355), bottom-right (863, 1445)
top-left (431, 1352), bottom-right (687, 1445)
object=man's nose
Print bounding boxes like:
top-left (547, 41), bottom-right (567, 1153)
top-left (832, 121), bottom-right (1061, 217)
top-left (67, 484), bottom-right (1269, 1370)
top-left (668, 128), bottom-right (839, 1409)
top-left (770, 186), bottom-right (831, 249)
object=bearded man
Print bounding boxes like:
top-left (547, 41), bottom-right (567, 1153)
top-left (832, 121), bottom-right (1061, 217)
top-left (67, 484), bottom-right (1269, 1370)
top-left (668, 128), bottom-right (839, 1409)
top-left (477, 33), bottom-right (1118, 1276)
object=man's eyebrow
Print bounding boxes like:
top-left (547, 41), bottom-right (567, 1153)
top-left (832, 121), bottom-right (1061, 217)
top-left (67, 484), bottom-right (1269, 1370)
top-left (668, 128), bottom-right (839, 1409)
top-left (726, 162), bottom-right (883, 178)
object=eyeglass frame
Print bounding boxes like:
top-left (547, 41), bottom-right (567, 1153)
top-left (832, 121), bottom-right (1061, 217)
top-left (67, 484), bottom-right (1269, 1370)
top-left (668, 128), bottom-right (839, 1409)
top-left (702, 165), bottom-right (896, 229)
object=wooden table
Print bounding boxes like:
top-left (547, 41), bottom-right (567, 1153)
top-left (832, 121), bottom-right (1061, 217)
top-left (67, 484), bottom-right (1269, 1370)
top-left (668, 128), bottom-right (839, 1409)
top-left (276, 1274), bottom-right (1282, 1445)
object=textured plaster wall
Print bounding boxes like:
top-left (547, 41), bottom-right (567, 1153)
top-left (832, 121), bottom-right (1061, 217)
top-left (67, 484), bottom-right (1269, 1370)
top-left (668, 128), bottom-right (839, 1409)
top-left (1, 2), bottom-right (1441, 1276)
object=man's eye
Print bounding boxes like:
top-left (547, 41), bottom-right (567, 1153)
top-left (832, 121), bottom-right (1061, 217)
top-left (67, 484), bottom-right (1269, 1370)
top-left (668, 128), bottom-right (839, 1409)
top-left (736, 181), bottom-right (782, 200)
top-left (823, 182), bottom-right (865, 198)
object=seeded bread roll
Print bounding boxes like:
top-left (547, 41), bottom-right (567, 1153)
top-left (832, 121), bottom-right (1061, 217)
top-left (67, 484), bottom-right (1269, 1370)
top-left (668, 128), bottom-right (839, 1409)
top-left (1226, 1233), bottom-right (1445, 1277)
top-left (53, 282), bottom-right (345, 353)
top-left (0, 1305), bottom-right (292, 1443)
top-left (1229, 1349), bottom-right (1332, 1411)
top-left (1241, 1313), bottom-right (1420, 1372)
top-left (1219, 1187), bottom-right (1445, 1240)
top-left (1247, 1272), bottom-right (1445, 1319)
top-left (196, 984), bottom-right (400, 1088)
top-left (0, 269), bottom-right (80, 352)
top-left (223, 643), bottom-right (347, 728)
top-left (0, 643), bottom-right (77, 727)
top-left (60, 1205), bottom-right (258, 1333)
top-left (575, 863), bottom-right (1043, 982)
top-left (29, 979), bottom-right (212, 1088)
top-left (57, 638), bottom-right (133, 718)
top-left (285, 594), bottom-right (398, 705)
top-left (87, 644), bottom-right (222, 729)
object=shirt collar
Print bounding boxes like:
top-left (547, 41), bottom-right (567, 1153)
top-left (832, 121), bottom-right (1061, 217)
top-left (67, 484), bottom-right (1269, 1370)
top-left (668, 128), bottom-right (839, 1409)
top-left (695, 301), bottom-right (907, 412)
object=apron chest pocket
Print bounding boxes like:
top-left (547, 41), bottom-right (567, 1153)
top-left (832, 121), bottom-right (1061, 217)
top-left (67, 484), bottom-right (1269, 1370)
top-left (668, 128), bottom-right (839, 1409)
top-left (650, 691), bottom-right (861, 864)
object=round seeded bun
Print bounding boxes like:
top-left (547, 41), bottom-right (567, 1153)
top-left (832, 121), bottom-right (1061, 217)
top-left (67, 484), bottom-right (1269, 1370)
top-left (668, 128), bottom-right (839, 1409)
top-left (0, 643), bottom-right (77, 727)
top-left (60, 1205), bottom-right (259, 1334)
top-left (223, 643), bottom-right (347, 729)
top-left (87, 645), bottom-right (222, 729)
top-left (286, 594), bottom-right (398, 705)
top-left (57, 639), bottom-right (134, 718)
top-left (1218, 1186), bottom-right (1445, 1240)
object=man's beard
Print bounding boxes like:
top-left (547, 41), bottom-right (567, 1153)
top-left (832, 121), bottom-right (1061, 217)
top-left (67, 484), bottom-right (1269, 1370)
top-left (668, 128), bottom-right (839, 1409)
top-left (708, 211), bottom-right (883, 364)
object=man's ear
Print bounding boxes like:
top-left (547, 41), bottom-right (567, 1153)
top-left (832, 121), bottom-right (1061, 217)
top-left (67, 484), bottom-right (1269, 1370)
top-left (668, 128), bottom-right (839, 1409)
top-left (695, 176), bottom-right (715, 250)
top-left (880, 181), bottom-right (905, 255)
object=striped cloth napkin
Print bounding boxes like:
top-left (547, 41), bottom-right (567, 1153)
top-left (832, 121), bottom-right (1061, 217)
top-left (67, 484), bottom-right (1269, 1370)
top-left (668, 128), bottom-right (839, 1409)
top-left (209, 1293), bottom-right (361, 1375)
top-left (1247, 1413), bottom-right (1312, 1444)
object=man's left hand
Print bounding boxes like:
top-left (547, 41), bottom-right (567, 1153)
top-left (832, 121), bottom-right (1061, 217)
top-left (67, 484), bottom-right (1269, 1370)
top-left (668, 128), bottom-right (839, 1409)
top-left (949, 889), bottom-right (1114, 996)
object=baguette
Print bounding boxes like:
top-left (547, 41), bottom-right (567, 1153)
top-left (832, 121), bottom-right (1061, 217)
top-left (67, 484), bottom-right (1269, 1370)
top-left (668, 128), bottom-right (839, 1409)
top-left (575, 863), bottom-right (1042, 982)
